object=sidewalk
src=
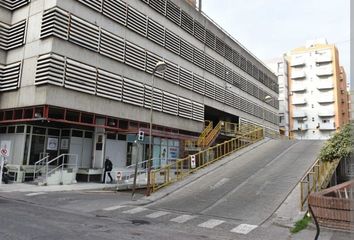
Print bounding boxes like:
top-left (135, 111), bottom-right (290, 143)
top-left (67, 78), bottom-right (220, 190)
top-left (0, 182), bottom-right (113, 193)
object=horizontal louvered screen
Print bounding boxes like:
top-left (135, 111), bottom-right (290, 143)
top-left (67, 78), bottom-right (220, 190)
top-left (145, 52), bottom-right (163, 78)
top-left (180, 11), bottom-right (193, 35)
top-left (0, 20), bottom-right (26, 50)
top-left (166, 0), bottom-right (180, 25)
top-left (123, 78), bottom-right (144, 107)
top-left (193, 48), bottom-right (205, 69)
top-left (147, 18), bottom-right (165, 46)
top-left (165, 29), bottom-right (180, 55)
top-left (225, 90), bottom-right (233, 106)
top-left (124, 42), bottom-right (146, 71)
top-left (179, 67), bottom-right (193, 90)
top-left (0, 0), bottom-right (30, 10)
top-left (102, 0), bottom-right (127, 25)
top-left (77, 0), bottom-right (102, 11)
top-left (192, 74), bottom-right (204, 95)
top-left (41, 8), bottom-right (69, 39)
top-left (35, 53), bottom-right (65, 86)
top-left (127, 6), bottom-right (147, 36)
top-left (99, 29), bottom-right (125, 62)
top-left (144, 86), bottom-right (162, 111)
top-left (148, 0), bottom-right (166, 15)
top-left (192, 102), bottom-right (204, 122)
top-left (97, 69), bottom-right (123, 101)
top-left (69, 16), bottom-right (99, 51)
top-left (65, 59), bottom-right (97, 94)
top-left (163, 92), bottom-right (178, 115)
top-left (164, 61), bottom-right (179, 84)
top-left (0, 61), bottom-right (22, 91)
top-left (215, 85), bottom-right (225, 103)
top-left (205, 80), bottom-right (215, 99)
top-left (178, 97), bottom-right (192, 119)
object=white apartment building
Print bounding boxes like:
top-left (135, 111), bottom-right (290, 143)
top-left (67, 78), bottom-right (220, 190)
top-left (286, 39), bottom-right (349, 140)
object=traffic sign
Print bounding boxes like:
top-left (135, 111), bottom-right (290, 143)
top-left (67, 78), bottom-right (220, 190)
top-left (0, 148), bottom-right (8, 157)
top-left (116, 171), bottom-right (123, 181)
top-left (0, 141), bottom-right (10, 157)
top-left (191, 155), bottom-right (196, 169)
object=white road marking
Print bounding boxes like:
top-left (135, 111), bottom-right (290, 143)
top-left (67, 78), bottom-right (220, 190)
top-left (145, 211), bottom-right (170, 219)
top-left (103, 205), bottom-right (126, 211)
top-left (25, 192), bottom-right (46, 196)
top-left (231, 224), bottom-right (258, 234)
top-left (198, 219), bottom-right (225, 229)
top-left (210, 178), bottom-right (230, 190)
top-left (170, 214), bottom-right (196, 223)
top-left (122, 207), bottom-right (147, 214)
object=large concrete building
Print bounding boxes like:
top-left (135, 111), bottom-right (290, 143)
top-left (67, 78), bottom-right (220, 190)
top-left (286, 39), bottom-right (349, 140)
top-left (0, 0), bottom-right (278, 179)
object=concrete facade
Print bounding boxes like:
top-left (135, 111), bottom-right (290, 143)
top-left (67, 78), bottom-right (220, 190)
top-left (286, 39), bottom-right (350, 140)
top-left (0, 0), bottom-right (278, 173)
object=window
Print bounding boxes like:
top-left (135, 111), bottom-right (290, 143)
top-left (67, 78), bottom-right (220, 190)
top-left (312, 117), bottom-right (315, 122)
top-left (322, 119), bottom-right (329, 123)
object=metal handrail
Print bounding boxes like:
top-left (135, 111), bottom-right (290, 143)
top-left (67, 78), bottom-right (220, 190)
top-left (201, 121), bottom-right (223, 148)
top-left (33, 155), bottom-right (50, 180)
top-left (44, 154), bottom-right (78, 184)
top-left (197, 121), bottom-right (213, 145)
top-left (151, 125), bottom-right (264, 192)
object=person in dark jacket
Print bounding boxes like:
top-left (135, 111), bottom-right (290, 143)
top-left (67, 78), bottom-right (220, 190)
top-left (102, 158), bottom-right (113, 183)
top-left (1, 160), bottom-right (9, 184)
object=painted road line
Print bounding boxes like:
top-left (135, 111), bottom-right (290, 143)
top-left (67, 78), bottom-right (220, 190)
top-left (122, 207), bottom-right (148, 214)
top-left (170, 214), bottom-right (196, 223)
top-left (145, 211), bottom-right (170, 219)
top-left (230, 224), bottom-right (258, 234)
top-left (198, 219), bottom-right (225, 229)
top-left (25, 192), bottom-right (46, 196)
top-left (103, 205), bottom-right (126, 211)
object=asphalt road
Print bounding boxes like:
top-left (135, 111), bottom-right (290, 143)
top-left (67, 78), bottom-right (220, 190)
top-left (1, 139), bottom-right (352, 239)
top-left (150, 140), bottom-right (323, 225)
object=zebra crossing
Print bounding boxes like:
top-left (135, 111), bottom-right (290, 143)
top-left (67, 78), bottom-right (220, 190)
top-left (101, 205), bottom-right (258, 235)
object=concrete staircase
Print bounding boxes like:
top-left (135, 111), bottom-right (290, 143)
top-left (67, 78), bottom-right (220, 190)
top-left (35, 168), bottom-right (77, 186)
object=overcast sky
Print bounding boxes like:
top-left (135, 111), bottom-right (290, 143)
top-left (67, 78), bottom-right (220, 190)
top-left (202, 0), bottom-right (350, 83)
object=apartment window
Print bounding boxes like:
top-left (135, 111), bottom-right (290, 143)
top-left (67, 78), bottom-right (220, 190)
top-left (322, 119), bottom-right (329, 123)
top-left (312, 117), bottom-right (315, 122)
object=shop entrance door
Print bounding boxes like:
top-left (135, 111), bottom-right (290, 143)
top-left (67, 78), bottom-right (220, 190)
top-left (29, 135), bottom-right (45, 165)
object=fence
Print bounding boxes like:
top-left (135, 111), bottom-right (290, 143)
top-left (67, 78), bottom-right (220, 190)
top-left (151, 126), bottom-right (264, 192)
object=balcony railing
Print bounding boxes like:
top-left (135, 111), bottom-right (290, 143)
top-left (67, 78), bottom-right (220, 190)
top-left (292, 124), bottom-right (308, 131)
top-left (291, 57), bottom-right (306, 67)
top-left (318, 96), bottom-right (334, 104)
top-left (292, 111), bottom-right (307, 118)
top-left (319, 123), bottom-right (336, 130)
top-left (291, 84), bottom-right (306, 92)
top-left (317, 81), bottom-right (334, 90)
top-left (316, 66), bottom-right (333, 76)
top-left (315, 54), bottom-right (332, 63)
top-left (318, 110), bottom-right (335, 117)
top-left (291, 70), bottom-right (306, 79)
top-left (292, 97), bottom-right (307, 105)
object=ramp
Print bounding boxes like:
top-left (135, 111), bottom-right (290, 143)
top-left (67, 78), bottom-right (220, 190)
top-left (150, 140), bottom-right (324, 225)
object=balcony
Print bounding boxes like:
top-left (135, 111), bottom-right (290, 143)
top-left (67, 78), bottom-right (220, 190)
top-left (292, 111), bottom-right (307, 118)
top-left (318, 96), bottom-right (334, 104)
top-left (317, 81), bottom-right (334, 90)
top-left (319, 123), bottom-right (336, 130)
top-left (318, 110), bottom-right (335, 117)
top-left (316, 66), bottom-right (333, 76)
top-left (291, 56), bottom-right (306, 67)
top-left (292, 97), bottom-right (307, 105)
top-left (291, 84), bottom-right (306, 92)
top-left (292, 124), bottom-right (308, 131)
top-left (291, 70), bottom-right (306, 79)
top-left (315, 53), bottom-right (332, 63)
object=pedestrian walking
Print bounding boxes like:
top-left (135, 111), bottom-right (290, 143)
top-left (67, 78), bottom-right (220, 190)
top-left (102, 157), bottom-right (113, 183)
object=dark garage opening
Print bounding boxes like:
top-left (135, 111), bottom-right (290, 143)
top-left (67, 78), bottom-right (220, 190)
top-left (204, 105), bottom-right (239, 125)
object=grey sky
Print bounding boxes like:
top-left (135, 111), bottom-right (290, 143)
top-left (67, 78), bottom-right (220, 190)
top-left (202, 0), bottom-right (350, 83)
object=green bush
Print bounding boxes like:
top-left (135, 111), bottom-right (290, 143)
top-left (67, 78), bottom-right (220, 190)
top-left (290, 215), bottom-right (311, 234)
top-left (319, 124), bottom-right (352, 162)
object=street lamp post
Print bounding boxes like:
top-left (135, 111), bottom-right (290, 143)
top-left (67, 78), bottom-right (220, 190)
top-left (146, 61), bottom-right (167, 196)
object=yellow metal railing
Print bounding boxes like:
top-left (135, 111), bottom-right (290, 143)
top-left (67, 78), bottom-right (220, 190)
top-left (197, 120), bottom-right (213, 146)
top-left (151, 126), bottom-right (264, 192)
top-left (300, 158), bottom-right (341, 210)
top-left (200, 121), bottom-right (223, 148)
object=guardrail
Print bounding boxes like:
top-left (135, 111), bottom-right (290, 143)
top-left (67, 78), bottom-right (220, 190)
top-left (151, 126), bottom-right (264, 192)
top-left (300, 158), bottom-right (341, 211)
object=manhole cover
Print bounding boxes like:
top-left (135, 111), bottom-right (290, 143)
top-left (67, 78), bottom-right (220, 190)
top-left (131, 219), bottom-right (150, 225)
